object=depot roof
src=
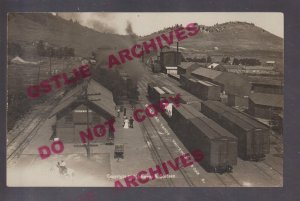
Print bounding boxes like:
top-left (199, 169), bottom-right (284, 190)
top-left (49, 79), bottom-right (115, 119)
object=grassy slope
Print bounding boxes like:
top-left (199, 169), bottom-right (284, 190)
top-left (8, 14), bottom-right (283, 63)
top-left (8, 13), bottom-right (133, 57)
top-left (141, 22), bottom-right (283, 58)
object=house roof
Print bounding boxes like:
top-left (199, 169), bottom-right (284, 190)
top-left (249, 93), bottom-right (283, 108)
top-left (49, 79), bottom-right (115, 118)
top-left (165, 66), bottom-right (177, 69)
top-left (192, 67), bottom-right (222, 80)
top-left (214, 72), bottom-right (251, 96)
top-left (249, 77), bottom-right (284, 86)
top-left (207, 63), bottom-right (220, 69)
top-left (192, 67), bottom-right (251, 96)
top-left (178, 62), bottom-right (197, 69)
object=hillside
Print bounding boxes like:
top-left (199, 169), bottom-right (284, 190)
top-left (8, 13), bottom-right (134, 58)
top-left (8, 14), bottom-right (283, 63)
top-left (141, 22), bottom-right (283, 61)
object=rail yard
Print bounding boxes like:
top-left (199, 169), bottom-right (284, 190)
top-left (6, 13), bottom-right (283, 187)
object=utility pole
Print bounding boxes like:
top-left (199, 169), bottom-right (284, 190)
top-left (81, 79), bottom-right (101, 159)
top-left (142, 47), bottom-right (144, 63)
top-left (49, 55), bottom-right (52, 75)
top-left (84, 85), bottom-right (91, 158)
top-left (37, 65), bottom-right (41, 83)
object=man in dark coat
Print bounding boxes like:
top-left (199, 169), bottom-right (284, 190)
top-left (129, 116), bottom-right (134, 128)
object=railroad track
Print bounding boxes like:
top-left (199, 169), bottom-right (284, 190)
top-left (252, 161), bottom-right (283, 180)
top-left (139, 119), bottom-right (176, 187)
top-left (214, 173), bottom-right (242, 187)
top-left (262, 161), bottom-right (283, 176)
top-left (141, 74), bottom-right (244, 187)
top-left (137, 81), bottom-right (195, 187)
top-left (7, 98), bottom-right (55, 147)
top-left (7, 95), bottom-right (60, 162)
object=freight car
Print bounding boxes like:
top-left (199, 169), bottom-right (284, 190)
top-left (201, 100), bottom-right (270, 161)
top-left (170, 104), bottom-right (238, 173)
top-left (147, 83), bottom-right (175, 104)
top-left (180, 75), bottom-right (221, 101)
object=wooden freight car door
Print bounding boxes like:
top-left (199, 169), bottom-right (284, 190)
top-left (218, 139), bottom-right (229, 165)
top-left (253, 130), bottom-right (264, 156)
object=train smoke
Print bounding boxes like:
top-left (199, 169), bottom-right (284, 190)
top-left (57, 13), bottom-right (116, 33)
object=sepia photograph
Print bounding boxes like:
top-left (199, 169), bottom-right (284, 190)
top-left (6, 12), bottom-right (283, 187)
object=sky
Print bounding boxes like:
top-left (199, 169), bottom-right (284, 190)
top-left (57, 12), bottom-right (284, 38)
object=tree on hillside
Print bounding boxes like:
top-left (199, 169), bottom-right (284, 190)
top-left (232, 58), bottom-right (240, 65)
top-left (8, 43), bottom-right (24, 57)
top-left (207, 56), bottom-right (212, 63)
top-left (47, 47), bottom-right (55, 57)
top-left (36, 40), bottom-right (46, 56)
top-left (222, 57), bottom-right (230, 64)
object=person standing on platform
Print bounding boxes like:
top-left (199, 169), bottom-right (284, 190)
top-left (123, 107), bottom-right (127, 117)
top-left (129, 116), bottom-right (134, 128)
top-left (123, 117), bottom-right (129, 129)
top-left (117, 108), bottom-right (120, 118)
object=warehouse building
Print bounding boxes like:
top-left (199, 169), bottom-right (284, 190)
top-left (49, 79), bottom-right (115, 143)
top-left (160, 50), bottom-right (183, 75)
top-left (177, 62), bottom-right (202, 75)
top-left (191, 67), bottom-right (251, 108)
top-left (248, 93), bottom-right (283, 119)
top-left (250, 79), bottom-right (283, 94)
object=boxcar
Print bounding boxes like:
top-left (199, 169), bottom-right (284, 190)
top-left (147, 82), bottom-right (166, 104)
top-left (180, 75), bottom-right (221, 101)
top-left (147, 83), bottom-right (175, 104)
top-left (170, 104), bottom-right (238, 173)
top-left (195, 80), bottom-right (221, 101)
top-left (201, 100), bottom-right (270, 161)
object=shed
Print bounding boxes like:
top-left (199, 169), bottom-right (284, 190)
top-left (249, 78), bottom-right (283, 94)
top-left (192, 67), bottom-right (251, 107)
top-left (164, 66), bottom-right (178, 75)
top-left (266, 61), bottom-right (276, 66)
top-left (49, 79), bottom-right (115, 143)
top-left (177, 62), bottom-right (201, 75)
top-left (249, 93), bottom-right (283, 119)
top-left (207, 63), bottom-right (220, 69)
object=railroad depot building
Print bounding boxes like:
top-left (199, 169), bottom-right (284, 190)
top-left (248, 93), bottom-right (283, 119)
top-left (191, 67), bottom-right (251, 108)
top-left (49, 79), bottom-right (115, 143)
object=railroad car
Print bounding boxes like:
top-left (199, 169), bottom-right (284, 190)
top-left (180, 74), bottom-right (221, 101)
top-left (201, 100), bottom-right (270, 161)
top-left (170, 104), bottom-right (238, 173)
top-left (147, 83), bottom-right (175, 104)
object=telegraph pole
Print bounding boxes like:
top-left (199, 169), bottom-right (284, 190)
top-left (84, 85), bottom-right (91, 158)
top-left (81, 79), bottom-right (101, 159)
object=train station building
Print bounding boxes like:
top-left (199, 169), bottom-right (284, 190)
top-left (49, 79), bottom-right (116, 143)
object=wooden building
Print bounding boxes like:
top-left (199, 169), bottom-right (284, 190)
top-left (250, 79), bottom-right (283, 94)
top-left (177, 62), bottom-right (202, 75)
top-left (249, 93), bottom-right (283, 119)
top-left (191, 67), bottom-right (251, 108)
top-left (49, 79), bottom-right (115, 143)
